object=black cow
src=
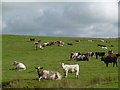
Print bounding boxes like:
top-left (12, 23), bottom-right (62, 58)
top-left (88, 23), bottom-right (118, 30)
top-left (101, 56), bottom-right (117, 67)
top-left (30, 38), bottom-right (35, 41)
top-left (67, 43), bottom-right (73, 45)
top-left (95, 52), bottom-right (105, 59)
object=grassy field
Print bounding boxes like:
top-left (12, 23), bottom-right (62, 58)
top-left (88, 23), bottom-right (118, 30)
top-left (2, 34), bottom-right (119, 88)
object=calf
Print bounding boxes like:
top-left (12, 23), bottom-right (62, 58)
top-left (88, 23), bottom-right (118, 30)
top-left (13, 61), bottom-right (26, 71)
top-left (35, 66), bottom-right (62, 81)
top-left (61, 63), bottom-right (79, 78)
top-left (101, 56), bottom-right (117, 67)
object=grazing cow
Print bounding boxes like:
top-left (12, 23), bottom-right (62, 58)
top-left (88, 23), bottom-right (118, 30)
top-left (35, 66), bottom-right (62, 81)
top-left (95, 52), bottom-right (105, 59)
top-left (101, 56), bottom-right (117, 67)
top-left (61, 63), bottom-right (79, 78)
top-left (13, 61), bottom-right (26, 71)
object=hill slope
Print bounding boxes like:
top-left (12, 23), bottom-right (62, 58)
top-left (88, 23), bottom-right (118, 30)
top-left (2, 34), bottom-right (119, 88)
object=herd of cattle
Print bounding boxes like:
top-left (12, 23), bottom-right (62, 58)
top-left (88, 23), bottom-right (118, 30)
top-left (12, 38), bottom-right (119, 81)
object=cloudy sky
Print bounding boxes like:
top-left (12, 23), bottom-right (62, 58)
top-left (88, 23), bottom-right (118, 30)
top-left (1, 0), bottom-right (119, 38)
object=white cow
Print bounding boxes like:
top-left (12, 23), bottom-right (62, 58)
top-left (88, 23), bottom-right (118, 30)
top-left (61, 63), bottom-right (79, 78)
top-left (13, 61), bottom-right (26, 71)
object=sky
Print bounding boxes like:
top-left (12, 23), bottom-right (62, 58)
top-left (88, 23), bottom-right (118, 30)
top-left (1, 0), bottom-right (119, 38)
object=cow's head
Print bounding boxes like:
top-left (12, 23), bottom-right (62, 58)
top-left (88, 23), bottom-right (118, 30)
top-left (35, 66), bottom-right (44, 77)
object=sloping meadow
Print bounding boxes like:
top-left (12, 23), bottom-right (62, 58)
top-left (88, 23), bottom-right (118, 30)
top-left (2, 34), bottom-right (119, 88)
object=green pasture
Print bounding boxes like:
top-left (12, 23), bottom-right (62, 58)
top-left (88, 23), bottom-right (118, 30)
top-left (2, 34), bottom-right (119, 88)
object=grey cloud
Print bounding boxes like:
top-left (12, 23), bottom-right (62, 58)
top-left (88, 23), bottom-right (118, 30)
top-left (2, 2), bottom-right (118, 37)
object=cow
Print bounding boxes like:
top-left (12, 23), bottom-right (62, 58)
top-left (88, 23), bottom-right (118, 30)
top-left (67, 43), bottom-right (73, 45)
top-left (70, 52), bottom-right (81, 59)
top-left (34, 42), bottom-right (43, 50)
top-left (13, 61), bottom-right (26, 71)
top-left (87, 52), bottom-right (94, 57)
top-left (95, 52), bottom-right (105, 59)
top-left (101, 55), bottom-right (117, 67)
top-left (35, 66), bottom-right (62, 81)
top-left (74, 54), bottom-right (89, 61)
top-left (61, 63), bottom-right (79, 78)
top-left (30, 38), bottom-right (35, 42)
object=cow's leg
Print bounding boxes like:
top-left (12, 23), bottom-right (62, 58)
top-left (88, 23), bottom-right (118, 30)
top-left (65, 70), bottom-right (68, 78)
top-left (39, 77), bottom-right (42, 81)
top-left (116, 62), bottom-right (117, 67)
top-left (76, 71), bottom-right (79, 79)
top-left (36, 46), bottom-right (38, 50)
top-left (106, 63), bottom-right (108, 67)
top-left (113, 62), bottom-right (115, 67)
top-left (96, 55), bottom-right (98, 59)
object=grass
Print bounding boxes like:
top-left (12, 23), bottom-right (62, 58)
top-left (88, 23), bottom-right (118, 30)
top-left (2, 34), bottom-right (119, 88)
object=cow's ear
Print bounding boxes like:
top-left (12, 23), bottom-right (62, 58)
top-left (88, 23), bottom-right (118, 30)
top-left (40, 67), bottom-right (43, 69)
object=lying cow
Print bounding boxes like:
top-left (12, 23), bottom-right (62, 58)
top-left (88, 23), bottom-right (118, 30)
top-left (70, 52), bottom-right (81, 59)
top-left (61, 63), bottom-right (79, 78)
top-left (57, 41), bottom-right (64, 47)
top-left (35, 66), bottom-right (62, 81)
top-left (34, 42), bottom-right (43, 50)
top-left (101, 55), bottom-right (117, 67)
top-left (13, 61), bottom-right (26, 71)
top-left (74, 54), bottom-right (89, 61)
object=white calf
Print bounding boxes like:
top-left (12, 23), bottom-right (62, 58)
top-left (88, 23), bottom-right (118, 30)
top-left (13, 61), bottom-right (26, 71)
top-left (61, 63), bottom-right (79, 78)
top-left (35, 66), bottom-right (62, 81)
